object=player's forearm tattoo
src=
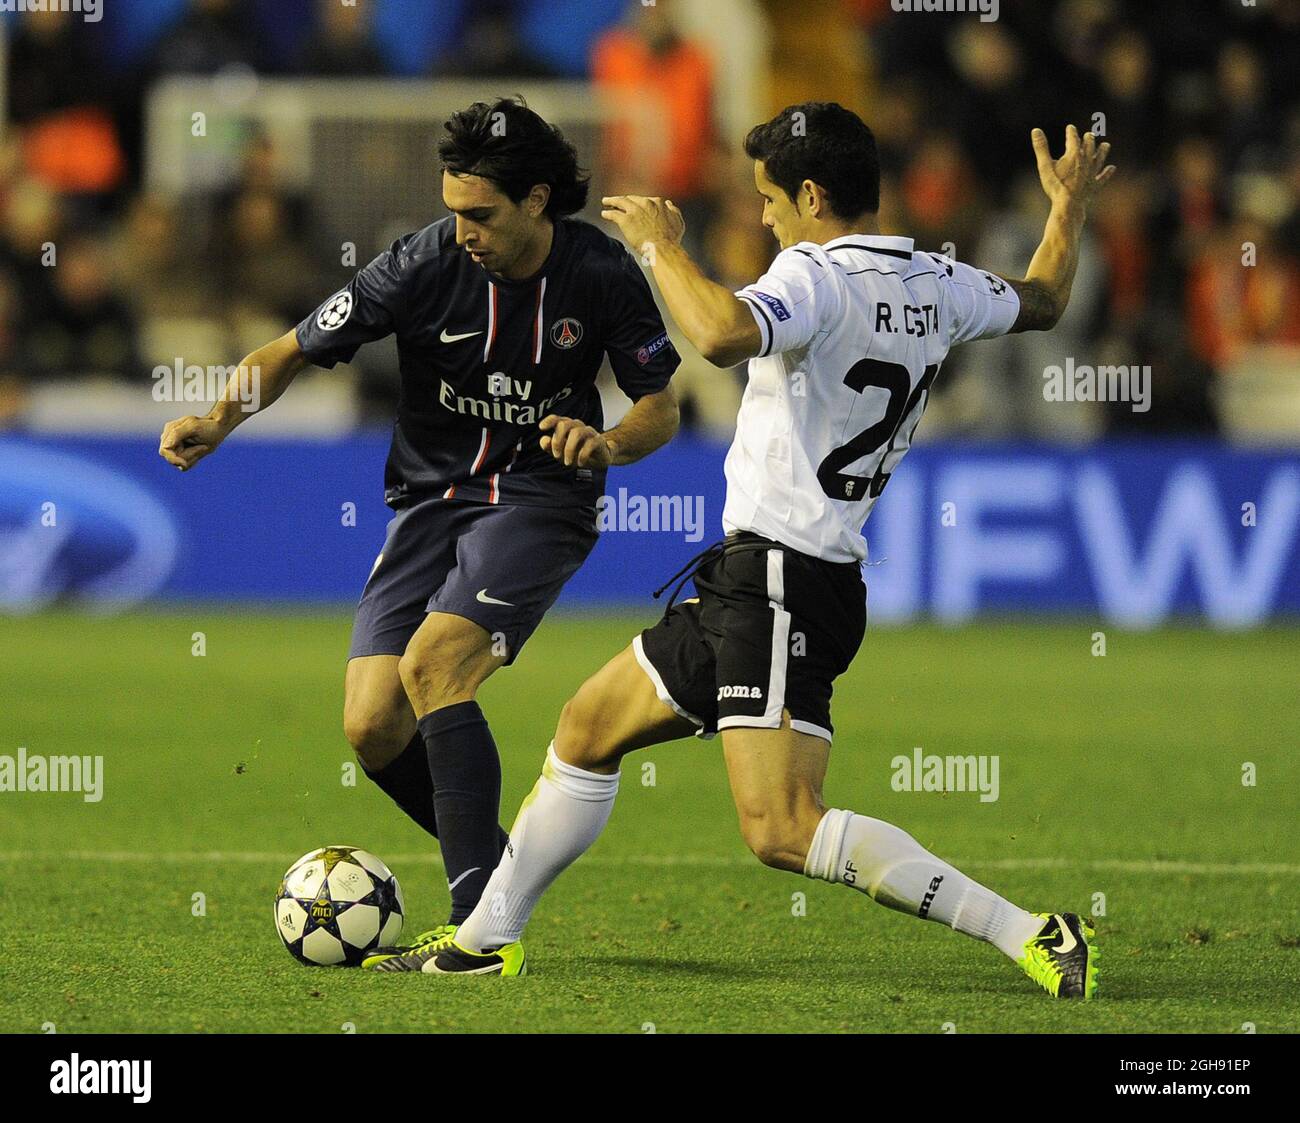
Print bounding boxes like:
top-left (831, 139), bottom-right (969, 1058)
top-left (1004, 277), bottom-right (1062, 333)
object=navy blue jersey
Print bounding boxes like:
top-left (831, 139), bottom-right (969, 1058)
top-left (295, 216), bottom-right (679, 509)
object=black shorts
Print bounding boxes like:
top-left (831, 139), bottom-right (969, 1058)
top-left (348, 496), bottom-right (598, 665)
top-left (634, 533), bottom-right (867, 743)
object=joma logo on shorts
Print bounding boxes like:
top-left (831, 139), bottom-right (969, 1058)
top-left (717, 685), bottom-right (763, 700)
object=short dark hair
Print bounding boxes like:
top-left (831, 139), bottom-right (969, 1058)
top-left (743, 102), bottom-right (880, 219)
top-left (438, 96), bottom-right (589, 217)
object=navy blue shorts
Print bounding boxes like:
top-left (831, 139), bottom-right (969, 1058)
top-left (348, 496), bottom-right (599, 665)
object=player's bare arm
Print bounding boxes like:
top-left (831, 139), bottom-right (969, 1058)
top-left (158, 329), bottom-right (310, 471)
top-left (1000, 125), bottom-right (1116, 333)
top-left (601, 195), bottom-right (761, 368)
top-left (540, 385), bottom-right (680, 469)
top-left (539, 384), bottom-right (679, 469)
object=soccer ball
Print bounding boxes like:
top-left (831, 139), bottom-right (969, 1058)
top-left (274, 845), bottom-right (404, 966)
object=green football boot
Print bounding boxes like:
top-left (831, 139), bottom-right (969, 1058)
top-left (420, 939), bottom-right (526, 976)
top-left (1018, 912), bottom-right (1099, 1000)
top-left (369, 933), bottom-right (526, 976)
top-left (361, 923), bottom-right (458, 970)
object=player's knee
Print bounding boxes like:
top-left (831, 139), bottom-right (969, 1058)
top-left (396, 647), bottom-right (439, 700)
top-left (398, 634), bottom-right (481, 706)
top-left (554, 689), bottom-right (617, 770)
top-left (343, 707), bottom-right (406, 771)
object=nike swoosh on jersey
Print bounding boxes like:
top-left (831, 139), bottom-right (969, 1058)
top-left (476, 589), bottom-right (514, 606)
top-left (440, 329), bottom-right (484, 343)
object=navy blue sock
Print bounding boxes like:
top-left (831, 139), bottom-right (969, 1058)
top-left (364, 733), bottom-right (441, 839)
top-left (418, 701), bottom-right (510, 925)
top-left (364, 733), bottom-right (509, 867)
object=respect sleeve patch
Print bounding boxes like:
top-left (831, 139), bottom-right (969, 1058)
top-left (748, 290), bottom-right (791, 322)
top-left (636, 331), bottom-right (671, 365)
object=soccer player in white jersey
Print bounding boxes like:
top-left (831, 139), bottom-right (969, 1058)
top-left (373, 103), bottom-right (1115, 998)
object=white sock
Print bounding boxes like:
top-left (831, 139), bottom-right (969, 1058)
top-left (804, 808), bottom-right (1044, 960)
top-left (456, 743), bottom-right (619, 952)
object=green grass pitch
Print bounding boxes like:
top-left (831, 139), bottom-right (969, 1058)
top-left (1, 610), bottom-right (1297, 1033)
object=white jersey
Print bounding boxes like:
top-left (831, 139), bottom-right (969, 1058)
top-left (726, 233), bottom-right (1020, 562)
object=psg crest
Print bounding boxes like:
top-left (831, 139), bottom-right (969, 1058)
top-left (549, 317), bottom-right (583, 349)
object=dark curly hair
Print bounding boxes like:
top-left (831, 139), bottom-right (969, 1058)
top-left (438, 96), bottom-right (590, 218)
top-left (743, 102), bottom-right (880, 219)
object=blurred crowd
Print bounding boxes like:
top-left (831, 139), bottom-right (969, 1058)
top-left (0, 0), bottom-right (1297, 440)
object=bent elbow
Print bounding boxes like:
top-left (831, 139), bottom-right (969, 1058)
top-left (661, 397), bottom-right (681, 440)
top-left (699, 336), bottom-right (749, 368)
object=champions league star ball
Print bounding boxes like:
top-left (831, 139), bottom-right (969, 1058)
top-left (275, 846), bottom-right (404, 966)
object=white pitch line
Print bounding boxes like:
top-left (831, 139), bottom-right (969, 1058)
top-left (0, 851), bottom-right (1297, 875)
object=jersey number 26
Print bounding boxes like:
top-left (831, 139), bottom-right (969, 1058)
top-left (816, 358), bottom-right (940, 502)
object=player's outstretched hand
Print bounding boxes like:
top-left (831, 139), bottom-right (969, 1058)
top-left (539, 414), bottom-right (613, 470)
top-left (1031, 125), bottom-right (1115, 212)
top-left (159, 414), bottom-right (228, 471)
top-left (600, 195), bottom-right (686, 259)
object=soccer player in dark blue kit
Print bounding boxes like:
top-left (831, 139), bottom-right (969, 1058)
top-left (159, 98), bottom-right (681, 960)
